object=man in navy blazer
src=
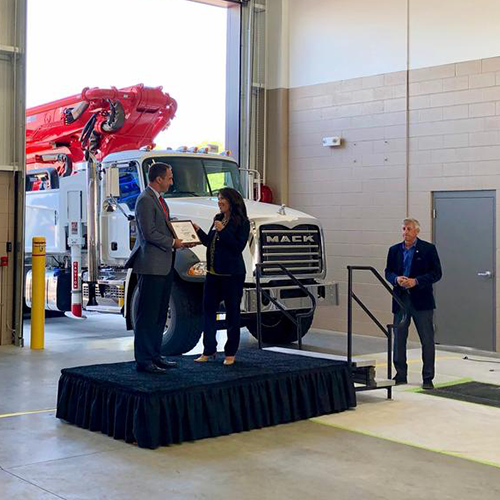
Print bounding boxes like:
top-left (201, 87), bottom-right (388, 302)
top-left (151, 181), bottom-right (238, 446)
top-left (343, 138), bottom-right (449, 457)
top-left (385, 218), bottom-right (442, 389)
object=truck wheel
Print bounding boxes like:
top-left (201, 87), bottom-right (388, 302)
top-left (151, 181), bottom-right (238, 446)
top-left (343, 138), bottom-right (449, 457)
top-left (246, 311), bottom-right (314, 344)
top-left (131, 276), bottom-right (203, 355)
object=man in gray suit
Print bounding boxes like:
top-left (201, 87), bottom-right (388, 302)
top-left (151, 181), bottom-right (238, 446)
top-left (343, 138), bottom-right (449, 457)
top-left (125, 163), bottom-right (183, 374)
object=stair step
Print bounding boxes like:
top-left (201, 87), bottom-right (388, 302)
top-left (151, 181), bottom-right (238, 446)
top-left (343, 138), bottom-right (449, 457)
top-left (355, 379), bottom-right (395, 391)
top-left (264, 347), bottom-right (376, 368)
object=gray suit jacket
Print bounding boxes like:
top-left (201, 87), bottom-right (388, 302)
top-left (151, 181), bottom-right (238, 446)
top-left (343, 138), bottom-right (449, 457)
top-left (125, 187), bottom-right (175, 275)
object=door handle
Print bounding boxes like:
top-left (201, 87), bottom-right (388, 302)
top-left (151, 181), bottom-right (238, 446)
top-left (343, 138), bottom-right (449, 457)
top-left (477, 271), bottom-right (493, 278)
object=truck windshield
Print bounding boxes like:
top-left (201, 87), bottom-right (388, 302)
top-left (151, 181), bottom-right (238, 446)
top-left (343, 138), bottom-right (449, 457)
top-left (142, 157), bottom-right (243, 198)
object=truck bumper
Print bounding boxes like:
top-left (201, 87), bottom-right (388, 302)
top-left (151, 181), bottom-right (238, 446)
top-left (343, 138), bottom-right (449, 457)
top-left (241, 281), bottom-right (339, 314)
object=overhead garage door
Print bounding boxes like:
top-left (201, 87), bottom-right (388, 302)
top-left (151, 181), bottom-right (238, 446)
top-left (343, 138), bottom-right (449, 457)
top-left (0, 0), bottom-right (26, 346)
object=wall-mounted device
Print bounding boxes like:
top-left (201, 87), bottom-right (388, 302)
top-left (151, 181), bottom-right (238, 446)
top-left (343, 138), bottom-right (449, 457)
top-left (322, 136), bottom-right (342, 147)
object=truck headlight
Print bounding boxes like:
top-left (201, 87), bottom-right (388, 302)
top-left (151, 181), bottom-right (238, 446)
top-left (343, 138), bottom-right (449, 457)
top-left (188, 262), bottom-right (207, 277)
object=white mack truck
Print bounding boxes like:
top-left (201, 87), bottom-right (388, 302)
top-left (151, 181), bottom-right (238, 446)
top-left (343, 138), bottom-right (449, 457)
top-left (24, 85), bottom-right (338, 354)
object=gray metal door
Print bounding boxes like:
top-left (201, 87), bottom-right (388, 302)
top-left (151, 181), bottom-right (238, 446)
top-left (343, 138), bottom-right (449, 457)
top-left (433, 191), bottom-right (495, 351)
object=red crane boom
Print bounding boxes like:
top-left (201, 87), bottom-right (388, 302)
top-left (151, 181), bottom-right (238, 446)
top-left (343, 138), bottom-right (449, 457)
top-left (26, 84), bottom-right (177, 176)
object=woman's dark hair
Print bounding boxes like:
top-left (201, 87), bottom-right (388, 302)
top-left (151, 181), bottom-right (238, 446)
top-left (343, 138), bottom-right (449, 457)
top-left (218, 187), bottom-right (248, 227)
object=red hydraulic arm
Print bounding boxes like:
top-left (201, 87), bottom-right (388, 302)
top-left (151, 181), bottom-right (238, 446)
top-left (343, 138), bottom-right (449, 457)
top-left (26, 84), bottom-right (177, 176)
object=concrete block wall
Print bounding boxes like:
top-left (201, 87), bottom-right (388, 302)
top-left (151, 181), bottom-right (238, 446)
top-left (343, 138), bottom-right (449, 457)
top-left (288, 56), bottom-right (500, 347)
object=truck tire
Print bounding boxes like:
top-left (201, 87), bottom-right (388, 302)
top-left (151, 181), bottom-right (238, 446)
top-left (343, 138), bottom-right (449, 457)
top-left (246, 311), bottom-right (314, 345)
top-left (130, 276), bottom-right (203, 355)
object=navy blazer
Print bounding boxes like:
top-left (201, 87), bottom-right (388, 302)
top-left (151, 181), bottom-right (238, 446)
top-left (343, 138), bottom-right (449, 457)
top-left (385, 238), bottom-right (442, 313)
top-left (197, 215), bottom-right (250, 275)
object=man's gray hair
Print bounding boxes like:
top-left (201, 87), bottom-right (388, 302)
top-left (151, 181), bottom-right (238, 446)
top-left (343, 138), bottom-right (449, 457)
top-left (403, 217), bottom-right (420, 230)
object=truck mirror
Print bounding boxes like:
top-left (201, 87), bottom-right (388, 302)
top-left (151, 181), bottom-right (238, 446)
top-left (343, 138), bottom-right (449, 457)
top-left (105, 167), bottom-right (121, 198)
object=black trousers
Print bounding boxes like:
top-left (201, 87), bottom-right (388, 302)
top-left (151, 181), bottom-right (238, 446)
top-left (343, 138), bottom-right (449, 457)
top-left (202, 273), bottom-right (245, 357)
top-left (134, 272), bottom-right (174, 367)
top-left (393, 294), bottom-right (435, 382)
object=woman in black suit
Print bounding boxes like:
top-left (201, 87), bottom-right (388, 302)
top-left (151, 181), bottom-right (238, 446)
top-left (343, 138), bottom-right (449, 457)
top-left (193, 187), bottom-right (250, 365)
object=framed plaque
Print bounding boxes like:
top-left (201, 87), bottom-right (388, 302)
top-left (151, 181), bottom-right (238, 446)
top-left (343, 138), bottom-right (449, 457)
top-left (170, 220), bottom-right (201, 244)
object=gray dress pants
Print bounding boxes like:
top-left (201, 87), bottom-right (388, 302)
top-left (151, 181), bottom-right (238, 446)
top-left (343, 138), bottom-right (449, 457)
top-left (393, 293), bottom-right (435, 382)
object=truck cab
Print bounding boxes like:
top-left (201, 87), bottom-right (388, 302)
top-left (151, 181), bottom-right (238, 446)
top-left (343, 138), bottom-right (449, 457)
top-left (104, 149), bottom-right (338, 353)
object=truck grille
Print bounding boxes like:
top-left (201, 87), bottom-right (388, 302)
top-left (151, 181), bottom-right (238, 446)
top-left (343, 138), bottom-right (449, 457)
top-left (259, 224), bottom-right (323, 277)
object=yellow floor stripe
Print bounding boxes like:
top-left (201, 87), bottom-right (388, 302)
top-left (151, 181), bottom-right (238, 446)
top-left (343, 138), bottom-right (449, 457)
top-left (376, 355), bottom-right (462, 368)
top-left (310, 418), bottom-right (500, 469)
top-left (406, 377), bottom-right (473, 393)
top-left (0, 408), bottom-right (56, 419)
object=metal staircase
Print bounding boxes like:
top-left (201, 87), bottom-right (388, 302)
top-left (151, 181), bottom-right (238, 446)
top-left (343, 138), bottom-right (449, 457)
top-left (254, 263), bottom-right (408, 400)
top-left (346, 265), bottom-right (408, 399)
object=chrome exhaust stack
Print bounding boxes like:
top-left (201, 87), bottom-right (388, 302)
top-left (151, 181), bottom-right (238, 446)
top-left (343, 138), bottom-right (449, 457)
top-left (86, 152), bottom-right (100, 306)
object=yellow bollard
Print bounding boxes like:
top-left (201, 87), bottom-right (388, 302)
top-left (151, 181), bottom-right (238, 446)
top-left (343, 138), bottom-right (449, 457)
top-left (31, 237), bottom-right (46, 350)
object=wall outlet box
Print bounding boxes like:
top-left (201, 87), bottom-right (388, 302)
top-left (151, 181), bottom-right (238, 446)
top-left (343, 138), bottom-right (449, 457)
top-left (322, 136), bottom-right (341, 147)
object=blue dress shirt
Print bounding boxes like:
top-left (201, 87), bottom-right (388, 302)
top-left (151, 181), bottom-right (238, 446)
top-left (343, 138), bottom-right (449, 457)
top-left (402, 240), bottom-right (417, 278)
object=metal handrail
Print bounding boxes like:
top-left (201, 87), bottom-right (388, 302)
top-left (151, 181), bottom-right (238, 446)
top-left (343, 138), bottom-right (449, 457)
top-left (348, 265), bottom-right (408, 330)
top-left (254, 263), bottom-right (317, 350)
top-left (347, 265), bottom-right (409, 398)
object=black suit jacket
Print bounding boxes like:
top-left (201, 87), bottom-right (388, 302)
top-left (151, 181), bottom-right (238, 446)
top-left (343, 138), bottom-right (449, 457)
top-left (197, 215), bottom-right (250, 275)
top-left (385, 238), bottom-right (442, 313)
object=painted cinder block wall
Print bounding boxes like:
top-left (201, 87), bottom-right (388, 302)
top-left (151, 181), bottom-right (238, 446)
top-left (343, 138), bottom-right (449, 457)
top-left (266, 0), bottom-right (500, 349)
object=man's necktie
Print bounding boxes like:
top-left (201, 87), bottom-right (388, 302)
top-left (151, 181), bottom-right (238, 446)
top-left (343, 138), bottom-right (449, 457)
top-left (158, 196), bottom-right (170, 220)
top-left (158, 196), bottom-right (176, 238)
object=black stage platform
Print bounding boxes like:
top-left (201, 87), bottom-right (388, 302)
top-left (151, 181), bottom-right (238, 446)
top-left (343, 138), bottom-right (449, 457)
top-left (56, 349), bottom-right (356, 449)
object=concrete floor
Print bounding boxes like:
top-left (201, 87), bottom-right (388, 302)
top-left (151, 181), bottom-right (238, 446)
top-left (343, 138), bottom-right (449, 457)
top-left (0, 314), bottom-right (500, 499)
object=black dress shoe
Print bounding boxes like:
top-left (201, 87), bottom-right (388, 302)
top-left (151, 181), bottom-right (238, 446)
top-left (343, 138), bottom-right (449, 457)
top-left (136, 363), bottom-right (168, 374)
top-left (393, 376), bottom-right (408, 386)
top-left (153, 357), bottom-right (177, 369)
top-left (422, 381), bottom-right (434, 390)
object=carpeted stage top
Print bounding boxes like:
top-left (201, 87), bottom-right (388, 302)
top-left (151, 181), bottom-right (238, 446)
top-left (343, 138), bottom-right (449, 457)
top-left (57, 349), bottom-right (356, 449)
